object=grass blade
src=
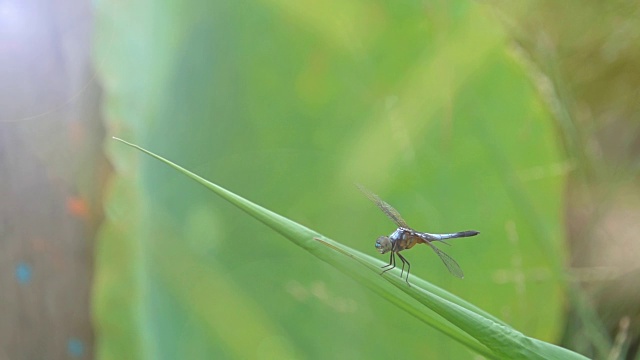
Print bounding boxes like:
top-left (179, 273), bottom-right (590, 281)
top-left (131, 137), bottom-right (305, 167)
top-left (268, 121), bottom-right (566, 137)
top-left (113, 137), bottom-right (588, 360)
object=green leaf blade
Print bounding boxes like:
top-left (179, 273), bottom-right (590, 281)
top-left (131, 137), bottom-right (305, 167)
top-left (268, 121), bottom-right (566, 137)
top-left (113, 138), bottom-right (588, 360)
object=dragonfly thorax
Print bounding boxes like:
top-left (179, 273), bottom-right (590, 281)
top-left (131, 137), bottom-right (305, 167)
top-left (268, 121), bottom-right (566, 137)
top-left (376, 228), bottom-right (412, 254)
top-left (389, 228), bottom-right (407, 242)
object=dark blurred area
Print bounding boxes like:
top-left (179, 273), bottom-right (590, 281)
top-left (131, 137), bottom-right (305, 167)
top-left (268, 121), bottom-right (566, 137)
top-left (1, 0), bottom-right (639, 359)
top-left (490, 1), bottom-right (640, 358)
top-left (0, 0), bottom-right (102, 359)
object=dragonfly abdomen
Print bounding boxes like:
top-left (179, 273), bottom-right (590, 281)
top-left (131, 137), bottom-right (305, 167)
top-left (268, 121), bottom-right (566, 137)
top-left (423, 230), bottom-right (479, 241)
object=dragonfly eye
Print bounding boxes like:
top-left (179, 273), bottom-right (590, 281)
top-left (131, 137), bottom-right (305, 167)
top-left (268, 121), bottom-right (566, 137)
top-left (375, 236), bottom-right (391, 254)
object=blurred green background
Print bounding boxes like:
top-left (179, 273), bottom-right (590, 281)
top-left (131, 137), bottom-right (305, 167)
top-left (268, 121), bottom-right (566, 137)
top-left (1, 0), bottom-right (639, 359)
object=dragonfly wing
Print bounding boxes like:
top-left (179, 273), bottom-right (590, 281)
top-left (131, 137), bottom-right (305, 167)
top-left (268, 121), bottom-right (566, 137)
top-left (356, 184), bottom-right (410, 228)
top-left (425, 241), bottom-right (464, 278)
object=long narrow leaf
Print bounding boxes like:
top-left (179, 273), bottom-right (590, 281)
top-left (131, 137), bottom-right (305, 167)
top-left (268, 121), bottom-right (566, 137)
top-left (113, 137), bottom-right (588, 360)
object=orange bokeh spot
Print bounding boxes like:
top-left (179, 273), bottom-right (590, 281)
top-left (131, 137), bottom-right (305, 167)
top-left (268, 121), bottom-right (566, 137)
top-left (66, 196), bottom-right (89, 218)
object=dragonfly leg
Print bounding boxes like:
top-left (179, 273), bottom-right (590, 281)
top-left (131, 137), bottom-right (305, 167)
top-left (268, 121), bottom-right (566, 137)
top-left (381, 251), bottom-right (394, 269)
top-left (397, 252), bottom-right (411, 285)
top-left (380, 252), bottom-right (396, 275)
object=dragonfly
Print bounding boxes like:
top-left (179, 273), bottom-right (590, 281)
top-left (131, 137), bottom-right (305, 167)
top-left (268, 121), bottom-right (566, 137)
top-left (357, 184), bottom-right (479, 284)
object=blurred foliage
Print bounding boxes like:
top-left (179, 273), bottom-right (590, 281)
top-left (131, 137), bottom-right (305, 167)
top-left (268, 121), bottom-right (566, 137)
top-left (94, 0), bottom-right (575, 359)
top-left (487, 1), bottom-right (640, 358)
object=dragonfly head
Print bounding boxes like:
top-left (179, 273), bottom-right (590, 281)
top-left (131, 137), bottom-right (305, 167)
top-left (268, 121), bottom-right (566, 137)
top-left (375, 236), bottom-right (392, 254)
